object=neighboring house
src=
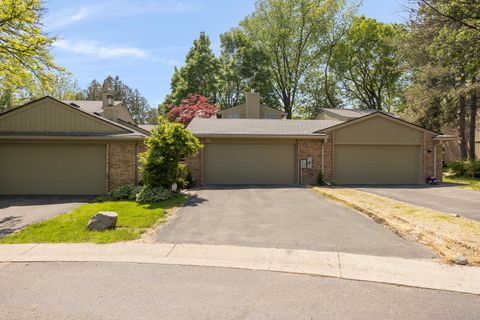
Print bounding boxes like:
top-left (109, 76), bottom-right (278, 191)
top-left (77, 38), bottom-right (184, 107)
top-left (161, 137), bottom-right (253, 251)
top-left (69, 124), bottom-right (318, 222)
top-left (217, 92), bottom-right (287, 119)
top-left (0, 94), bottom-right (149, 195)
top-left (316, 108), bottom-right (379, 121)
top-left (185, 111), bottom-right (454, 185)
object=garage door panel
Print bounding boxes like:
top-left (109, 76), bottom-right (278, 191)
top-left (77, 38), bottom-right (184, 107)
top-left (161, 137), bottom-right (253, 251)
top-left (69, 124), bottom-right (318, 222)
top-left (204, 143), bottom-right (296, 185)
top-left (335, 145), bottom-right (420, 185)
top-left (0, 144), bottom-right (106, 195)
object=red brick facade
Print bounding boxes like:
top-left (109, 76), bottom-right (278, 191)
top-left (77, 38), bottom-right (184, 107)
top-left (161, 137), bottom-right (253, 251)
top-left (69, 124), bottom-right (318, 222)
top-left (107, 142), bottom-right (142, 190)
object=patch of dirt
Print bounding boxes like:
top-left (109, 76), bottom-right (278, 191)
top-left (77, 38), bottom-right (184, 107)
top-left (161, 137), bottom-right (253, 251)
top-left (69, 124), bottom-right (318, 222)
top-left (312, 187), bottom-right (480, 265)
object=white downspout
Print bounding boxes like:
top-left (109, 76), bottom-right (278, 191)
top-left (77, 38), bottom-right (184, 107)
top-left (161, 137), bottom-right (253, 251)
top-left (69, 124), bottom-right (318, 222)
top-left (433, 142), bottom-right (437, 178)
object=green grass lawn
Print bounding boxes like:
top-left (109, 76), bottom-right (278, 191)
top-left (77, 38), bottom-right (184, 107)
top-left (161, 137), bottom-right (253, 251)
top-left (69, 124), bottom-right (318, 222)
top-left (0, 195), bottom-right (187, 244)
top-left (443, 175), bottom-right (480, 190)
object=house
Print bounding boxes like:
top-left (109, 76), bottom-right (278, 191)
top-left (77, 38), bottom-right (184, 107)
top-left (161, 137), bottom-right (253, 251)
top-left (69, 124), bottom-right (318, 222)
top-left (217, 92), bottom-right (287, 119)
top-left (316, 108), bottom-right (379, 121)
top-left (0, 92), bottom-right (149, 195)
top-left (318, 108), bottom-right (479, 162)
top-left (185, 106), bottom-right (454, 185)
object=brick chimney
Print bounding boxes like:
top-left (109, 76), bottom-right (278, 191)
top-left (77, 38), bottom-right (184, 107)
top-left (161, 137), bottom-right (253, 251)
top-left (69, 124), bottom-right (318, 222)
top-left (245, 90), bottom-right (260, 119)
top-left (102, 82), bottom-right (118, 122)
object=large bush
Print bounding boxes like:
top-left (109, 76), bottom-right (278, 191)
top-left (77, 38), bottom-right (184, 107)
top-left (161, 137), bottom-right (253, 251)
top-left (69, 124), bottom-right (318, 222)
top-left (447, 160), bottom-right (480, 178)
top-left (96, 185), bottom-right (141, 202)
top-left (141, 117), bottom-right (202, 188)
top-left (135, 186), bottom-right (174, 204)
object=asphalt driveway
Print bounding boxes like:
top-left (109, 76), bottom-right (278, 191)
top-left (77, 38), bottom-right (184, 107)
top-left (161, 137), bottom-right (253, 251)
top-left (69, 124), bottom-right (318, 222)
top-left (154, 186), bottom-right (434, 259)
top-left (355, 184), bottom-right (480, 221)
top-left (0, 196), bottom-right (92, 237)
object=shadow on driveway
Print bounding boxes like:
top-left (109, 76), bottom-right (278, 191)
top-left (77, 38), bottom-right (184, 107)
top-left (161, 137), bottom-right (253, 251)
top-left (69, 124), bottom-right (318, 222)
top-left (0, 196), bottom-right (94, 237)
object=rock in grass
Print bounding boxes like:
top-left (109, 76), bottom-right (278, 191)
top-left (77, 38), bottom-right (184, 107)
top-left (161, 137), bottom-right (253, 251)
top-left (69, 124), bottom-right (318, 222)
top-left (453, 256), bottom-right (469, 265)
top-left (87, 212), bottom-right (118, 231)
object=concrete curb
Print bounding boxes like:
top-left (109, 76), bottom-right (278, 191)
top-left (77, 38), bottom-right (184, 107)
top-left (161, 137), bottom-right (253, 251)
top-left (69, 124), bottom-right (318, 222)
top-left (1, 243), bottom-right (479, 295)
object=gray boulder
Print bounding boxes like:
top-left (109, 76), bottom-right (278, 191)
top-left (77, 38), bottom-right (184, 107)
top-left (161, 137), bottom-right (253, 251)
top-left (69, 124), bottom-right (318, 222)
top-left (453, 256), bottom-right (469, 266)
top-left (87, 212), bottom-right (118, 231)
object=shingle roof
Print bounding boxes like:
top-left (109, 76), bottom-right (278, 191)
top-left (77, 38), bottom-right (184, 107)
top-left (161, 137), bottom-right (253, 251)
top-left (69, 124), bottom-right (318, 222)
top-left (320, 108), bottom-right (378, 118)
top-left (187, 118), bottom-right (342, 136)
top-left (138, 124), bottom-right (156, 132)
top-left (61, 100), bottom-right (123, 114)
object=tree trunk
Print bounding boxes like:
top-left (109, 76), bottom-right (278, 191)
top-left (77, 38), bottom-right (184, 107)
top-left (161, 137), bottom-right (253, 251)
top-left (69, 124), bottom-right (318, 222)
top-left (458, 91), bottom-right (468, 159)
top-left (457, 73), bottom-right (468, 160)
top-left (469, 84), bottom-right (478, 161)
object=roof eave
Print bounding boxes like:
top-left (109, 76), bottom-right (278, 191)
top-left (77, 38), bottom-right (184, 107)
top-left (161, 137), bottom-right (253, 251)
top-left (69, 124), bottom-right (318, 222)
top-left (0, 134), bottom-right (146, 141)
top-left (433, 135), bottom-right (457, 141)
top-left (192, 133), bottom-right (327, 139)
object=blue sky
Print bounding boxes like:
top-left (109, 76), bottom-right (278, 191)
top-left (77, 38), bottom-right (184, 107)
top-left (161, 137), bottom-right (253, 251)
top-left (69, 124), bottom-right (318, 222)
top-left (45, 0), bottom-right (407, 107)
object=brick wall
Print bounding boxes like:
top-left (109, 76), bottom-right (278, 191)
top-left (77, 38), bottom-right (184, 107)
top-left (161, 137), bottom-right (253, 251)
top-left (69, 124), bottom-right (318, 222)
top-left (323, 132), bottom-right (334, 182)
top-left (184, 149), bottom-right (202, 185)
top-left (107, 143), bottom-right (138, 190)
top-left (298, 139), bottom-right (323, 185)
top-left (424, 134), bottom-right (444, 182)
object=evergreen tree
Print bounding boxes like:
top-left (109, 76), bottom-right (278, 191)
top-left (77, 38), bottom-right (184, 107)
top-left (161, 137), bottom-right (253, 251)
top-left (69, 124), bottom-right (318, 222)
top-left (163, 32), bottom-right (219, 107)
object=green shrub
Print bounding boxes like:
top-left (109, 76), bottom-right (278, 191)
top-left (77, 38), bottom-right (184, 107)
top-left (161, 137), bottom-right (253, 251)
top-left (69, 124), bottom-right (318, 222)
top-left (316, 170), bottom-right (327, 186)
top-left (96, 185), bottom-right (142, 202)
top-left (448, 161), bottom-right (468, 176)
top-left (466, 161), bottom-right (480, 178)
top-left (141, 117), bottom-right (201, 189)
top-left (135, 186), bottom-right (174, 204)
top-left (448, 160), bottom-right (480, 178)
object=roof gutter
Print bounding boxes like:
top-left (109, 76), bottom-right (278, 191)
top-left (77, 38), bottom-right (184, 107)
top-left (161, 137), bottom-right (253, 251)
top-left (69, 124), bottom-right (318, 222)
top-left (433, 135), bottom-right (457, 141)
top-left (192, 133), bottom-right (327, 140)
top-left (0, 135), bottom-right (146, 141)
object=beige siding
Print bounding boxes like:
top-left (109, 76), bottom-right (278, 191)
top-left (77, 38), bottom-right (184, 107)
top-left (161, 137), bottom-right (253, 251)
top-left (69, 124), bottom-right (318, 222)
top-left (316, 113), bottom-right (349, 121)
top-left (219, 104), bottom-right (285, 119)
top-left (220, 105), bottom-right (246, 119)
top-left (117, 104), bottom-right (136, 123)
top-left (0, 99), bottom-right (127, 133)
top-left (259, 105), bottom-right (285, 119)
top-left (334, 116), bottom-right (424, 145)
top-left (0, 144), bottom-right (106, 195)
top-left (203, 140), bottom-right (296, 184)
top-left (335, 145), bottom-right (421, 184)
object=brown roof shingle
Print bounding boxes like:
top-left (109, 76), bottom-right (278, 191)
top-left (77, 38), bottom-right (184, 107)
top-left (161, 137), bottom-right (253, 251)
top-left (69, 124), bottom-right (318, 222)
top-left (187, 118), bottom-right (342, 136)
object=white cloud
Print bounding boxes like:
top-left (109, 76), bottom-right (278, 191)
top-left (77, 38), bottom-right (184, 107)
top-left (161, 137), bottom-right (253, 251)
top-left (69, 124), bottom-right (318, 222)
top-left (53, 39), bottom-right (179, 66)
top-left (46, 6), bottom-right (99, 29)
top-left (54, 39), bottom-right (148, 59)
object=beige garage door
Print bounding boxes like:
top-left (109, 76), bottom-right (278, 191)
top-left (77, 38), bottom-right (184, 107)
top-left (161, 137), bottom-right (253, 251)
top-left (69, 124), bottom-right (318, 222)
top-left (204, 143), bottom-right (296, 184)
top-left (0, 144), bottom-right (106, 195)
top-left (335, 145), bottom-right (421, 184)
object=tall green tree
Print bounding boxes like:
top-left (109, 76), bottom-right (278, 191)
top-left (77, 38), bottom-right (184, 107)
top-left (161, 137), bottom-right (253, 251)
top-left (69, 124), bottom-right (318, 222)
top-left (331, 16), bottom-right (404, 111)
top-left (217, 29), bottom-right (278, 109)
top-left (239, 0), bottom-right (351, 118)
top-left (82, 76), bottom-right (152, 124)
top-left (83, 80), bottom-right (102, 100)
top-left (163, 32), bottom-right (219, 107)
top-left (0, 0), bottom-right (62, 110)
top-left (400, 0), bottom-right (480, 160)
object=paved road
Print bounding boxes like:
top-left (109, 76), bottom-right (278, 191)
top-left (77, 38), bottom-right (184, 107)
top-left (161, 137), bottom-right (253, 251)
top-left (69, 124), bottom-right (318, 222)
top-left (0, 262), bottom-right (478, 320)
top-left (355, 184), bottom-right (480, 221)
top-left (154, 187), bottom-right (433, 259)
top-left (0, 196), bottom-right (92, 237)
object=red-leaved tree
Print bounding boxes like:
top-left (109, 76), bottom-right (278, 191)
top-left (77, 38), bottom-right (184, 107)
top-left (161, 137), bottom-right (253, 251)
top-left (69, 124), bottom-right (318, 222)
top-left (167, 94), bottom-right (218, 125)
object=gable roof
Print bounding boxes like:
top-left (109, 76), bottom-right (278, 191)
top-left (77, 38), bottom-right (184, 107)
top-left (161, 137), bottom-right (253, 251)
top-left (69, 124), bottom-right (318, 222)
top-left (217, 104), bottom-right (287, 116)
top-left (188, 118), bottom-right (339, 138)
top-left (318, 108), bottom-right (378, 119)
top-left (61, 100), bottom-right (122, 114)
top-left (0, 96), bottom-right (146, 139)
top-left (317, 111), bottom-right (441, 135)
